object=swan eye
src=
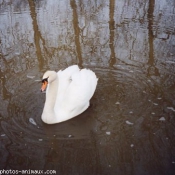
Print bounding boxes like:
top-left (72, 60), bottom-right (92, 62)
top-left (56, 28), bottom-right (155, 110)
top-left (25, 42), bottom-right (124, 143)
top-left (42, 77), bottom-right (48, 83)
top-left (41, 77), bottom-right (48, 92)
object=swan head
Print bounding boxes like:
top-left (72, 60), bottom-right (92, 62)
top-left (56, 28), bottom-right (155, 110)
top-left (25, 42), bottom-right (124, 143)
top-left (41, 71), bottom-right (57, 92)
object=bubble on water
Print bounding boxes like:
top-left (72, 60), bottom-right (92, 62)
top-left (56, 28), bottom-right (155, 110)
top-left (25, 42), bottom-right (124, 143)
top-left (153, 103), bottom-right (158, 106)
top-left (126, 120), bottom-right (134, 125)
top-left (106, 131), bottom-right (111, 135)
top-left (115, 102), bottom-right (120, 105)
top-left (159, 117), bottom-right (165, 121)
top-left (167, 107), bottom-right (175, 112)
top-left (29, 118), bottom-right (37, 126)
top-left (130, 144), bottom-right (134, 147)
top-left (27, 75), bottom-right (35, 79)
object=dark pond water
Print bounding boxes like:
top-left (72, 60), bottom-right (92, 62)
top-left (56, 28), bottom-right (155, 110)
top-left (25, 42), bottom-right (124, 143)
top-left (0, 0), bottom-right (175, 174)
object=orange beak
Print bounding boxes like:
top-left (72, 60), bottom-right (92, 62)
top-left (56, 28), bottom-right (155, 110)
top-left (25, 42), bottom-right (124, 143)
top-left (41, 81), bottom-right (48, 92)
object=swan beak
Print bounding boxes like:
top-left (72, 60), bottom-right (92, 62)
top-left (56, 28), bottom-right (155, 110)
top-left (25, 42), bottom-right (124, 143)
top-left (41, 81), bottom-right (48, 92)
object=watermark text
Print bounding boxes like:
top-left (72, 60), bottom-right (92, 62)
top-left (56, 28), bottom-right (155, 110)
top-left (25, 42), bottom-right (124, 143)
top-left (0, 169), bottom-right (56, 175)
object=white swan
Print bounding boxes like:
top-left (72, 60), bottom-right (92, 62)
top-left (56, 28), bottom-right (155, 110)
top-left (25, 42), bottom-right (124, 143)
top-left (41, 65), bottom-right (98, 124)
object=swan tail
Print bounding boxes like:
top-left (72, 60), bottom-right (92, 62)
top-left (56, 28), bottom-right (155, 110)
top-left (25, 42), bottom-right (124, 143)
top-left (81, 69), bottom-right (98, 98)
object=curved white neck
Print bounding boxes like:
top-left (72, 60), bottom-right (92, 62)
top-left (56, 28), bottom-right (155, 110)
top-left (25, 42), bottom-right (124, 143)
top-left (41, 77), bottom-right (58, 124)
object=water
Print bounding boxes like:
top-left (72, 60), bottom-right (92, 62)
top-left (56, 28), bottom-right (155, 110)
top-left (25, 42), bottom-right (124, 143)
top-left (0, 0), bottom-right (175, 174)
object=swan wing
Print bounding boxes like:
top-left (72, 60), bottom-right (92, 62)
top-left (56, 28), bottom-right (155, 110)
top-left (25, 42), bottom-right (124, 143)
top-left (56, 69), bottom-right (97, 116)
top-left (54, 65), bottom-right (80, 108)
top-left (56, 65), bottom-right (80, 94)
top-left (55, 68), bottom-right (98, 120)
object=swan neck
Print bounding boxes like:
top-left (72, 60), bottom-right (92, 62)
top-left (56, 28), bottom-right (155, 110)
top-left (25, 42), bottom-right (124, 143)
top-left (44, 77), bottom-right (58, 112)
top-left (41, 76), bottom-right (59, 124)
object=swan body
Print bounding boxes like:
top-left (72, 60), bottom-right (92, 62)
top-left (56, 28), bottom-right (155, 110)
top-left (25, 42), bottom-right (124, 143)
top-left (41, 65), bottom-right (98, 124)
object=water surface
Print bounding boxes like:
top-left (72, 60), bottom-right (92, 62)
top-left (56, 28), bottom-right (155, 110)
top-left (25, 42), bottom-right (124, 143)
top-left (0, 0), bottom-right (175, 174)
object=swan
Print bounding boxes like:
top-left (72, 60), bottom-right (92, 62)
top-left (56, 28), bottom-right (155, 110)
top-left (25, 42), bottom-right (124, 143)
top-left (41, 65), bottom-right (98, 124)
